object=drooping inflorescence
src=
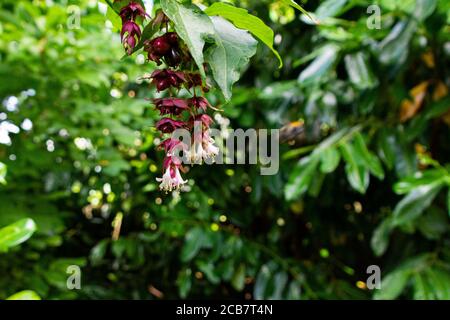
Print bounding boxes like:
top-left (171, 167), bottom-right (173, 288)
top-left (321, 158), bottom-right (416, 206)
top-left (118, 1), bottom-right (148, 54)
top-left (117, 2), bottom-right (220, 193)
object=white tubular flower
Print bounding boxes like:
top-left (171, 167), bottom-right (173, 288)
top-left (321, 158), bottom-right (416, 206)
top-left (202, 136), bottom-right (219, 160)
top-left (172, 166), bottom-right (188, 188)
top-left (189, 140), bottom-right (203, 164)
top-left (156, 167), bottom-right (174, 192)
top-left (156, 166), bottom-right (187, 192)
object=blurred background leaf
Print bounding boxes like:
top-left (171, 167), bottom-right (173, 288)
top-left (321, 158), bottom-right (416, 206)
top-left (0, 0), bottom-right (449, 300)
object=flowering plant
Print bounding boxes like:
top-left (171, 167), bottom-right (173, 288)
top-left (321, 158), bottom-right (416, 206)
top-left (109, 0), bottom-right (282, 192)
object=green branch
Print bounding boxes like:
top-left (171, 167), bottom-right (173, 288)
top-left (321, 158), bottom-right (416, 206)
top-left (105, 0), bottom-right (120, 14)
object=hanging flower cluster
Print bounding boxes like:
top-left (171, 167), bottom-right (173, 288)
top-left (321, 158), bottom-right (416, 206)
top-left (117, 3), bottom-right (220, 193)
top-left (117, 1), bottom-right (147, 54)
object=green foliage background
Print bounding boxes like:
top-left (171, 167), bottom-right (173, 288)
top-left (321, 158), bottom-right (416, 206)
top-left (0, 0), bottom-right (449, 299)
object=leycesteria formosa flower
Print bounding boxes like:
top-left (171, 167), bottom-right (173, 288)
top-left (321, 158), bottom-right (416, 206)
top-left (188, 97), bottom-right (211, 112)
top-left (185, 73), bottom-right (203, 89)
top-left (119, 1), bottom-right (147, 22)
top-left (189, 114), bottom-right (214, 129)
top-left (155, 118), bottom-right (185, 133)
top-left (150, 69), bottom-right (186, 91)
top-left (144, 32), bottom-right (182, 66)
top-left (115, 4), bottom-right (222, 193)
top-left (156, 156), bottom-right (187, 192)
top-left (188, 129), bottom-right (219, 164)
top-left (189, 131), bottom-right (204, 164)
top-left (153, 98), bottom-right (189, 116)
top-left (201, 130), bottom-right (219, 160)
top-left (118, 1), bottom-right (148, 54)
top-left (121, 21), bottom-right (141, 54)
top-left (158, 138), bottom-right (186, 156)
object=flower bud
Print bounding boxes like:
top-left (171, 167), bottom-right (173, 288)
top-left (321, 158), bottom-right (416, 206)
top-left (151, 36), bottom-right (171, 55)
top-left (166, 32), bottom-right (179, 45)
top-left (165, 48), bottom-right (182, 67)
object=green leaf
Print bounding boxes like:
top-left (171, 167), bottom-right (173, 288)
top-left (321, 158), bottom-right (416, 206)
top-left (320, 147), bottom-right (341, 173)
top-left (393, 183), bottom-right (443, 226)
top-left (416, 207), bottom-right (448, 240)
top-left (313, 126), bottom-right (359, 154)
top-left (205, 2), bottom-right (282, 67)
top-left (0, 218), bottom-right (37, 252)
top-left (218, 260), bottom-right (235, 281)
top-left (231, 263), bottom-right (246, 291)
top-left (160, 0), bottom-right (215, 78)
top-left (447, 188), bottom-right (450, 217)
top-left (106, 6), bottom-right (121, 32)
top-left (197, 261), bottom-right (220, 284)
top-left (344, 52), bottom-right (378, 90)
top-left (6, 290), bottom-right (41, 300)
top-left (181, 227), bottom-right (206, 262)
top-left (269, 271), bottom-right (288, 299)
top-left (307, 171), bottom-right (325, 197)
top-left (285, 156), bottom-right (320, 200)
top-left (315, 0), bottom-right (348, 20)
top-left (287, 281), bottom-right (302, 300)
top-left (408, 97), bottom-right (450, 140)
top-left (412, 274), bottom-right (434, 300)
top-left (379, 0), bottom-right (416, 13)
top-left (371, 217), bottom-right (394, 256)
top-left (393, 137), bottom-right (417, 178)
top-left (205, 16), bottom-right (257, 101)
top-left (280, 0), bottom-right (316, 23)
top-left (298, 44), bottom-right (339, 85)
top-left (254, 263), bottom-right (274, 300)
top-left (75, 69), bottom-right (110, 88)
top-left (259, 80), bottom-right (299, 100)
top-left (376, 129), bottom-right (397, 170)
top-left (426, 268), bottom-right (450, 300)
top-left (110, 123), bottom-right (139, 146)
top-left (393, 169), bottom-right (445, 195)
top-left (378, 20), bottom-right (417, 65)
top-left (340, 142), bottom-right (370, 193)
top-left (0, 162), bottom-right (6, 185)
top-left (353, 133), bottom-right (384, 179)
top-left (176, 268), bottom-right (192, 298)
top-left (111, 238), bottom-right (127, 258)
top-left (399, 253), bottom-right (431, 270)
top-left (90, 239), bottom-right (109, 266)
top-left (374, 269), bottom-right (410, 300)
top-left (413, 0), bottom-right (437, 21)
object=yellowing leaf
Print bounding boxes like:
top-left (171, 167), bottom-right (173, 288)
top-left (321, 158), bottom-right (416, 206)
top-left (442, 110), bottom-right (450, 127)
top-left (432, 81), bottom-right (448, 101)
top-left (421, 51), bottom-right (435, 68)
top-left (399, 81), bottom-right (429, 122)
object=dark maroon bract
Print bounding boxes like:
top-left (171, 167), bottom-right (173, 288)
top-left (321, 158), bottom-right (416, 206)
top-left (155, 118), bottom-right (185, 133)
top-left (118, 1), bottom-right (148, 54)
top-left (154, 98), bottom-right (189, 116)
